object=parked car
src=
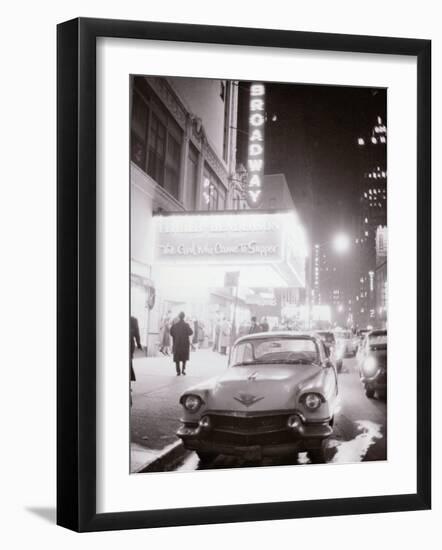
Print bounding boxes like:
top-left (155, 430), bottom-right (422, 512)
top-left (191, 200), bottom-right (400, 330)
top-left (358, 329), bottom-right (387, 399)
top-left (334, 329), bottom-right (357, 357)
top-left (315, 330), bottom-right (343, 373)
top-left (177, 332), bottom-right (339, 464)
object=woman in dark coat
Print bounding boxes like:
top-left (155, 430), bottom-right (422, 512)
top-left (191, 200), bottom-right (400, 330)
top-left (130, 316), bottom-right (142, 405)
top-left (170, 312), bottom-right (193, 375)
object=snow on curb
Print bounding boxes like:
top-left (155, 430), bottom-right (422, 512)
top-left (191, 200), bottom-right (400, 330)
top-left (132, 440), bottom-right (187, 474)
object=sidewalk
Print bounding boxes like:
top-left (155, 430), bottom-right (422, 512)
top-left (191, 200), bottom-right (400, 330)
top-left (130, 348), bottom-right (228, 472)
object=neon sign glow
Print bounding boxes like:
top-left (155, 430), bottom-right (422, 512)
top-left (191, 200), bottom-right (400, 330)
top-left (247, 83), bottom-right (265, 206)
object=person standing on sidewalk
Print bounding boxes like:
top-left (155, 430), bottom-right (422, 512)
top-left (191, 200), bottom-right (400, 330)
top-left (260, 316), bottom-right (269, 332)
top-left (130, 315), bottom-right (143, 405)
top-left (219, 317), bottom-right (231, 355)
top-left (249, 316), bottom-right (261, 334)
top-left (159, 311), bottom-right (172, 355)
top-left (170, 311), bottom-right (193, 376)
top-left (191, 317), bottom-right (199, 351)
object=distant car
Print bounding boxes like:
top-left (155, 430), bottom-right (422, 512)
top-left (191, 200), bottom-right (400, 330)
top-left (358, 329), bottom-right (387, 399)
top-left (334, 329), bottom-right (357, 358)
top-left (177, 332), bottom-right (339, 464)
top-left (315, 330), bottom-right (343, 373)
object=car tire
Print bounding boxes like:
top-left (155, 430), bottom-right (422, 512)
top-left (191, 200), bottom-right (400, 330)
top-left (196, 451), bottom-right (217, 464)
top-left (365, 386), bottom-right (375, 398)
top-left (308, 445), bottom-right (326, 464)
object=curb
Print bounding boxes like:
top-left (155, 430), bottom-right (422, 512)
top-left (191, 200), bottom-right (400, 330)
top-left (135, 440), bottom-right (188, 473)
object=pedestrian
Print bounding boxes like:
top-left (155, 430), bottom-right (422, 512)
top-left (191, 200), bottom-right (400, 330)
top-left (198, 320), bottom-right (205, 348)
top-left (191, 318), bottom-right (199, 351)
top-left (260, 316), bottom-right (269, 332)
top-left (170, 311), bottom-right (193, 376)
top-left (219, 317), bottom-right (231, 355)
top-left (130, 315), bottom-right (143, 406)
top-left (159, 311), bottom-right (172, 355)
top-left (249, 316), bottom-right (261, 334)
top-left (213, 316), bottom-right (221, 352)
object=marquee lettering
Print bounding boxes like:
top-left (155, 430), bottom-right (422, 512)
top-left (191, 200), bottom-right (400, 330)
top-left (247, 82), bottom-right (265, 206)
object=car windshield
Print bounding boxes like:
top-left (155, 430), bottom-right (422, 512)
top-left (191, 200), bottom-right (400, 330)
top-left (231, 338), bottom-right (320, 366)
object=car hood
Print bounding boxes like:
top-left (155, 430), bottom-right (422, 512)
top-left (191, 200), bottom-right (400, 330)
top-left (189, 364), bottom-right (327, 412)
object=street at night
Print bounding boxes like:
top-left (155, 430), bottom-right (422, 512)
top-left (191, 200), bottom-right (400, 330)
top-left (131, 349), bottom-right (386, 473)
top-left (129, 76), bottom-right (388, 474)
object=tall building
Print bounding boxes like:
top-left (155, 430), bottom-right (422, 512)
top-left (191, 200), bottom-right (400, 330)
top-left (355, 116), bottom-right (387, 327)
top-left (130, 76), bottom-right (239, 351)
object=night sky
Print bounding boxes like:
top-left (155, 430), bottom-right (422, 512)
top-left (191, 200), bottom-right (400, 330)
top-left (237, 81), bottom-right (387, 244)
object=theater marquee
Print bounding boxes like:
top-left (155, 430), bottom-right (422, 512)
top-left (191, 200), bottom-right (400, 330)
top-left (153, 212), bottom-right (283, 265)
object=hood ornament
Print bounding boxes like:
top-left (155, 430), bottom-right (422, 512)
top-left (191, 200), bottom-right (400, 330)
top-left (234, 393), bottom-right (264, 407)
top-left (247, 371), bottom-right (258, 381)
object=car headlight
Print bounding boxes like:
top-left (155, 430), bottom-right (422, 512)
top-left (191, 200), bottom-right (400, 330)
top-left (363, 356), bottom-right (378, 377)
top-left (302, 393), bottom-right (323, 410)
top-left (182, 394), bottom-right (203, 412)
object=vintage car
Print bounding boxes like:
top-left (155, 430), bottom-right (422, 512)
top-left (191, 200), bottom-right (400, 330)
top-left (315, 330), bottom-right (343, 373)
top-left (177, 332), bottom-right (339, 464)
top-left (358, 329), bottom-right (387, 399)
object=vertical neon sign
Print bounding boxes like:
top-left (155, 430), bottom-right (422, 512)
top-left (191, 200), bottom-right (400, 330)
top-left (247, 82), bottom-right (265, 206)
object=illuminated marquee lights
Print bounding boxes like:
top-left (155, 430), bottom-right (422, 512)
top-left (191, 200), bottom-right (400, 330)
top-left (247, 83), bottom-right (265, 206)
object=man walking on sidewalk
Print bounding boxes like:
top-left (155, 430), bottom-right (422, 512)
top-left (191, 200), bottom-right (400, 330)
top-left (170, 312), bottom-right (193, 376)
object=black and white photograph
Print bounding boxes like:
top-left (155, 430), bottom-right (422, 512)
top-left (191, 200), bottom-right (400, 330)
top-left (130, 75), bottom-right (388, 473)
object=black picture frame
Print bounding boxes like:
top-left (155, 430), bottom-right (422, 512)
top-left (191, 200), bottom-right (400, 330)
top-left (57, 17), bottom-right (431, 532)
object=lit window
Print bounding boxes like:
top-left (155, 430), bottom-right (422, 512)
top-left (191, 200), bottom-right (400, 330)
top-left (365, 217), bottom-right (368, 223)
top-left (382, 171), bottom-right (386, 178)
top-left (380, 136), bottom-right (386, 143)
top-left (377, 116), bottom-right (382, 124)
top-left (371, 137), bottom-right (377, 144)
top-left (364, 192), bottom-right (368, 198)
top-left (365, 231), bottom-right (369, 237)
top-left (358, 138), bottom-right (365, 145)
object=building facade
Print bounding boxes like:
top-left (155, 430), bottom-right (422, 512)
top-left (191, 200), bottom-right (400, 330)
top-left (355, 115), bottom-right (387, 328)
top-left (130, 76), bottom-right (239, 352)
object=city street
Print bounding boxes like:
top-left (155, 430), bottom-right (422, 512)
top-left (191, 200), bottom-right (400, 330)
top-left (131, 349), bottom-right (386, 473)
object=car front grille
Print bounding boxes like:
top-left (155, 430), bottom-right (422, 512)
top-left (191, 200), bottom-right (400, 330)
top-left (209, 413), bottom-right (290, 434)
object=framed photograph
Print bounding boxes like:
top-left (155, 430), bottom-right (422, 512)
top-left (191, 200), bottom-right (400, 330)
top-left (57, 18), bottom-right (431, 532)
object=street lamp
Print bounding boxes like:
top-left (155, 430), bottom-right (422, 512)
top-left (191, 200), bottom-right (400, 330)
top-left (332, 233), bottom-right (351, 254)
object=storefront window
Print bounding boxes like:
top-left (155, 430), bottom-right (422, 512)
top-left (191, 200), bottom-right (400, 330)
top-left (148, 113), bottom-right (166, 186)
top-left (185, 145), bottom-right (198, 209)
top-left (202, 166), bottom-right (227, 211)
top-left (131, 91), bottom-right (149, 170)
top-left (131, 79), bottom-right (183, 201)
top-left (164, 134), bottom-right (181, 199)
